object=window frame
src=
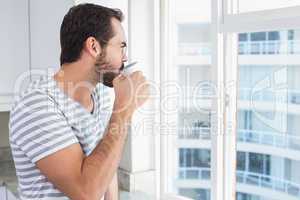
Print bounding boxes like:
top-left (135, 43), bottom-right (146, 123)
top-left (160, 0), bottom-right (178, 196)
top-left (218, 1), bottom-right (300, 200)
top-left (160, 0), bottom-right (300, 200)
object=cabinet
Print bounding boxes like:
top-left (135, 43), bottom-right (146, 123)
top-left (0, 0), bottom-right (30, 111)
top-left (0, 0), bottom-right (74, 111)
top-left (30, 0), bottom-right (74, 71)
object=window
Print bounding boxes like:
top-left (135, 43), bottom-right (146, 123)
top-left (237, 152), bottom-right (246, 171)
top-left (250, 32), bottom-right (266, 41)
top-left (239, 34), bottom-right (248, 42)
top-left (268, 32), bottom-right (279, 41)
top-left (161, 1), bottom-right (300, 200)
top-left (288, 30), bottom-right (294, 40)
top-left (238, 0), bottom-right (300, 13)
top-left (237, 29), bottom-right (300, 199)
top-left (248, 153), bottom-right (270, 174)
top-left (161, 0), bottom-right (212, 199)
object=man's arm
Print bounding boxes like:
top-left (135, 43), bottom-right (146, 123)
top-left (36, 111), bottom-right (129, 200)
top-left (104, 173), bottom-right (119, 200)
top-left (35, 72), bottom-right (149, 200)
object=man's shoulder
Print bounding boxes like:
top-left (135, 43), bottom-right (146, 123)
top-left (10, 76), bottom-right (57, 113)
top-left (8, 77), bottom-right (67, 143)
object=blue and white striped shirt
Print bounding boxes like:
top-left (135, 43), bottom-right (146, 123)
top-left (9, 75), bottom-right (112, 200)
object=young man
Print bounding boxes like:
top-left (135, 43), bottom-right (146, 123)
top-left (9, 3), bottom-right (149, 200)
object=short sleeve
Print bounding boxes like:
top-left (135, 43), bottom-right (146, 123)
top-left (9, 91), bottom-right (78, 163)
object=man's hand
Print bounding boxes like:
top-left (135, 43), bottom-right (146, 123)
top-left (113, 71), bottom-right (149, 118)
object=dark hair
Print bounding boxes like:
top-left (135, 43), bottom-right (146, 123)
top-left (60, 3), bottom-right (123, 65)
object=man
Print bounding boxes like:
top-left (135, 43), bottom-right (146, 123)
top-left (9, 3), bottom-right (149, 200)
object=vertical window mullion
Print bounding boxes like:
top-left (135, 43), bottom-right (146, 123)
top-left (224, 32), bottom-right (238, 200)
top-left (224, 1), bottom-right (239, 200)
top-left (212, 0), bottom-right (238, 200)
top-left (211, 0), bottom-right (226, 200)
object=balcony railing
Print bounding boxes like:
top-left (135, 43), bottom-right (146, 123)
top-left (178, 87), bottom-right (300, 106)
top-left (177, 40), bottom-right (300, 56)
top-left (178, 43), bottom-right (211, 56)
top-left (179, 167), bottom-right (211, 180)
top-left (239, 40), bottom-right (280, 55)
top-left (238, 129), bottom-right (300, 151)
top-left (239, 88), bottom-right (300, 104)
top-left (178, 167), bottom-right (300, 197)
top-left (178, 127), bottom-right (300, 152)
top-left (178, 127), bottom-right (211, 140)
top-left (239, 40), bottom-right (300, 55)
top-left (237, 170), bottom-right (300, 197)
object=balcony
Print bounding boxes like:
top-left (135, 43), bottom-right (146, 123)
top-left (178, 87), bottom-right (300, 113)
top-left (239, 40), bottom-right (300, 55)
top-left (177, 40), bottom-right (300, 57)
top-left (239, 88), bottom-right (300, 105)
top-left (179, 167), bottom-right (211, 180)
top-left (178, 43), bottom-right (211, 56)
top-left (238, 129), bottom-right (300, 152)
top-left (178, 127), bottom-right (211, 140)
top-left (178, 167), bottom-right (300, 199)
top-left (178, 127), bottom-right (300, 157)
top-left (236, 170), bottom-right (300, 199)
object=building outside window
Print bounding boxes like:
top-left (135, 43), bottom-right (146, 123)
top-left (162, 0), bottom-right (300, 200)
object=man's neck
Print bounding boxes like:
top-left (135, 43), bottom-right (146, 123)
top-left (54, 62), bottom-right (96, 112)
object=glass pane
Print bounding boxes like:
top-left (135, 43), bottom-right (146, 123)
top-left (237, 29), bottom-right (300, 200)
top-left (179, 188), bottom-right (211, 200)
top-left (168, 0), bottom-right (212, 199)
top-left (238, 0), bottom-right (300, 13)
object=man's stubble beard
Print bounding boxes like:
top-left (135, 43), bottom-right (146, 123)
top-left (94, 51), bottom-right (124, 88)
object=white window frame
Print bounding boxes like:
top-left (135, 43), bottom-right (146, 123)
top-left (160, 0), bottom-right (177, 195)
top-left (221, 1), bottom-right (300, 200)
top-left (160, 0), bottom-right (230, 199)
top-left (160, 0), bottom-right (300, 200)
top-left (222, 5), bottom-right (300, 33)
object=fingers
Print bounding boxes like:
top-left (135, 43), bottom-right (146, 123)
top-left (113, 70), bottom-right (149, 113)
top-left (131, 71), bottom-right (146, 83)
top-left (131, 71), bottom-right (143, 77)
top-left (112, 74), bottom-right (126, 86)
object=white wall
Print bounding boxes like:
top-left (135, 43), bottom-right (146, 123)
top-left (30, 0), bottom-right (74, 70)
top-left (175, 0), bottom-right (211, 23)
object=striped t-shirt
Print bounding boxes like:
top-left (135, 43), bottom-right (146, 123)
top-left (9, 75), bottom-right (113, 200)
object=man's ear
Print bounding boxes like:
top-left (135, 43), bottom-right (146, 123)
top-left (84, 37), bottom-right (101, 57)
